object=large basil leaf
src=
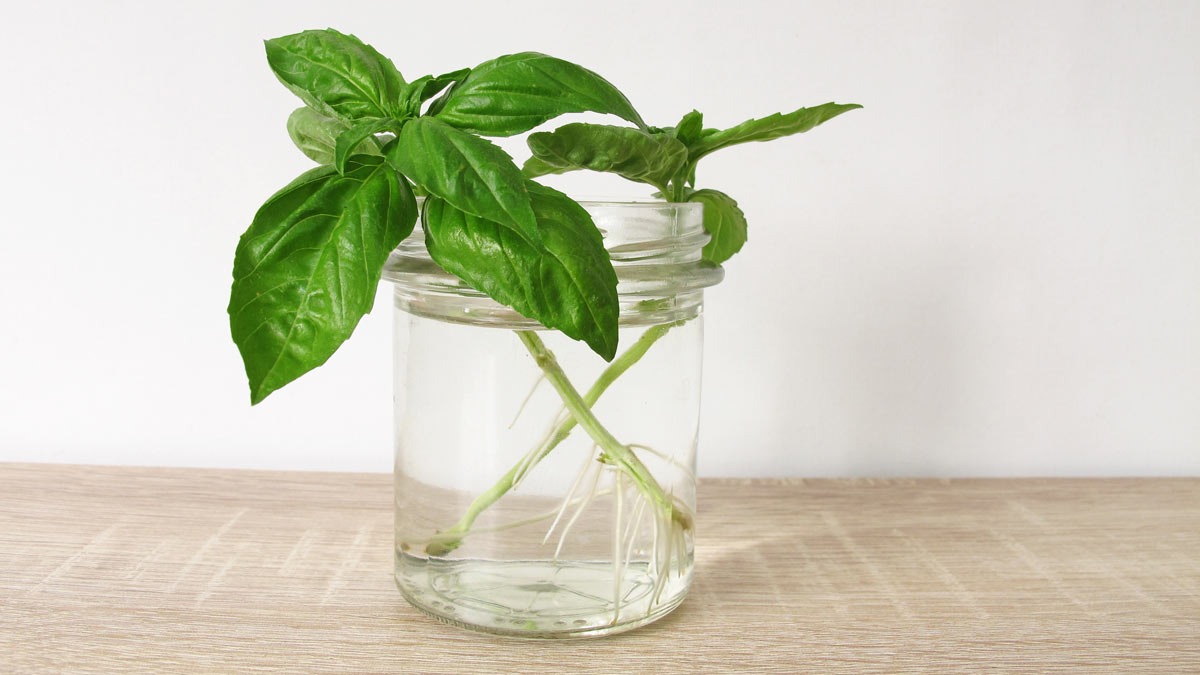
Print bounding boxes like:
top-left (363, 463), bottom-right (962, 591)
top-left (689, 189), bottom-right (747, 265)
top-left (229, 156), bottom-right (417, 403)
top-left (401, 68), bottom-right (470, 115)
top-left (423, 182), bottom-right (618, 359)
top-left (524, 123), bottom-right (687, 193)
top-left (286, 107), bottom-right (380, 165)
top-left (265, 29), bottom-right (406, 121)
top-left (433, 52), bottom-right (645, 137)
top-left (690, 102), bottom-right (862, 159)
top-left (385, 117), bottom-right (539, 240)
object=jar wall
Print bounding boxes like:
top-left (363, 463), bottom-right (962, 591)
top-left (392, 298), bottom-right (704, 637)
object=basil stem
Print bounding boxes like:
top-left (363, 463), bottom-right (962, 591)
top-left (425, 322), bottom-right (682, 556)
top-left (515, 331), bottom-right (683, 527)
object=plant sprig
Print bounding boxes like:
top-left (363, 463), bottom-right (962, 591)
top-left (523, 103), bottom-right (862, 264)
top-left (229, 28), bottom-right (860, 404)
top-left (231, 29), bottom-right (645, 403)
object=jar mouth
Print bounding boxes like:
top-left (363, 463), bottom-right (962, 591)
top-left (384, 199), bottom-right (723, 296)
top-left (384, 199), bottom-right (723, 328)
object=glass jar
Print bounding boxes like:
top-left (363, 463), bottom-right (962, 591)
top-left (384, 200), bottom-right (722, 638)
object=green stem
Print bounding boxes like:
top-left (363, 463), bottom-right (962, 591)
top-left (516, 331), bottom-right (677, 524)
top-left (426, 323), bottom-right (676, 555)
top-left (528, 322), bottom-right (678, 472)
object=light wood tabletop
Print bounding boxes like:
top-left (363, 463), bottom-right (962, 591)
top-left (1, 463), bottom-right (1197, 673)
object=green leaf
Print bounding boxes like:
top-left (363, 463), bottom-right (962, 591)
top-left (423, 182), bottom-right (618, 359)
top-left (672, 110), bottom-right (704, 146)
top-left (265, 29), bottom-right (406, 121)
top-left (401, 68), bottom-right (470, 115)
top-left (229, 156), bottom-right (417, 404)
top-left (690, 102), bottom-right (862, 159)
top-left (521, 156), bottom-right (569, 178)
top-left (433, 52), bottom-right (645, 136)
top-left (334, 117), bottom-right (403, 174)
top-left (286, 107), bottom-right (380, 165)
top-left (384, 117), bottom-right (539, 241)
top-left (690, 189), bottom-right (747, 265)
top-left (524, 123), bottom-right (687, 193)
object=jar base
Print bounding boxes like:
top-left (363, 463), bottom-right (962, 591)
top-left (395, 553), bottom-right (691, 638)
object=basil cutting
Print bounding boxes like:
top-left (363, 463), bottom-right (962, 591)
top-left (231, 27), bottom-right (860, 402)
top-left (525, 101), bottom-right (862, 261)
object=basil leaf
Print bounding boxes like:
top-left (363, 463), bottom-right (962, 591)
top-left (689, 189), bottom-right (747, 265)
top-left (265, 29), bottom-right (406, 121)
top-left (672, 110), bottom-right (704, 146)
top-left (423, 182), bottom-right (618, 359)
top-left (525, 124), bottom-right (687, 193)
top-left (229, 156), bottom-right (417, 404)
top-left (334, 117), bottom-right (403, 174)
top-left (521, 156), bottom-right (569, 178)
top-left (690, 102), bottom-right (862, 159)
top-left (433, 52), bottom-right (646, 136)
top-left (401, 68), bottom-right (470, 115)
top-left (286, 108), bottom-right (378, 164)
top-left (385, 117), bottom-right (539, 241)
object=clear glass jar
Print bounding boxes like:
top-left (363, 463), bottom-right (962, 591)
top-left (384, 200), bottom-right (722, 638)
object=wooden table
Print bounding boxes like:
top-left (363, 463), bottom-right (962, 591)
top-left (1, 464), bottom-right (1197, 673)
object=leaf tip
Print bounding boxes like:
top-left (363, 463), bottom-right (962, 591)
top-left (248, 380), bottom-right (269, 406)
top-left (591, 336), bottom-right (618, 363)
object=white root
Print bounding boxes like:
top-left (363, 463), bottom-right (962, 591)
top-left (542, 444), bottom-right (599, 545)
top-left (627, 443), bottom-right (695, 481)
top-left (508, 373), bottom-right (545, 429)
top-left (554, 456), bottom-right (604, 561)
top-left (402, 487), bottom-right (617, 548)
top-left (674, 525), bottom-right (687, 578)
top-left (622, 494), bottom-right (646, 601)
top-left (650, 509), bottom-right (671, 606)
top-left (513, 409), bottom-right (570, 488)
top-left (622, 493), bottom-right (646, 564)
top-left (611, 470), bottom-right (624, 625)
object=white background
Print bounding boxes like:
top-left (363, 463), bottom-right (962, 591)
top-left (1, 0), bottom-right (1197, 476)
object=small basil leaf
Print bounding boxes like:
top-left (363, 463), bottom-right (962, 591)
top-left (525, 123), bottom-right (687, 193)
top-left (689, 189), bottom-right (747, 265)
top-left (423, 183), bottom-right (618, 360)
top-left (265, 29), bottom-right (406, 121)
top-left (521, 156), bottom-right (569, 178)
top-left (434, 52), bottom-right (646, 136)
top-left (334, 117), bottom-right (404, 174)
top-left (690, 102), bottom-right (862, 159)
top-left (385, 117), bottom-right (539, 241)
top-left (229, 156), bottom-right (417, 404)
top-left (401, 68), bottom-right (471, 115)
top-left (672, 110), bottom-right (704, 146)
top-left (287, 108), bottom-right (380, 164)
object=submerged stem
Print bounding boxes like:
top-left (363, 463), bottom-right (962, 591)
top-left (516, 331), bottom-right (679, 528)
top-left (424, 323), bottom-right (678, 555)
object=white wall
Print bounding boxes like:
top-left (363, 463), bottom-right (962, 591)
top-left (1, 0), bottom-right (1197, 476)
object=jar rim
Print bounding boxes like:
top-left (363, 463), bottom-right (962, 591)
top-left (385, 198), bottom-right (723, 326)
top-left (572, 199), bottom-right (702, 209)
top-left (388, 198), bottom-right (719, 282)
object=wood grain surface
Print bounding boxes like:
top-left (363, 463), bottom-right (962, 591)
top-left (0, 463), bottom-right (1197, 673)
